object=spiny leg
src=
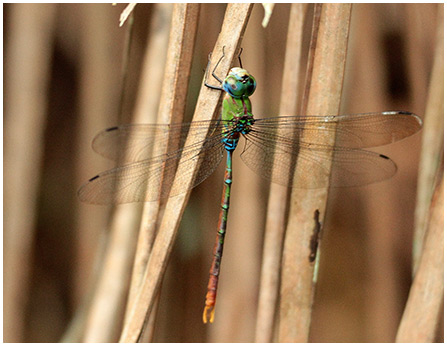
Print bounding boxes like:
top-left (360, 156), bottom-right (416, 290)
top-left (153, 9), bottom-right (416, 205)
top-left (237, 47), bottom-right (243, 68)
top-left (204, 46), bottom-right (226, 90)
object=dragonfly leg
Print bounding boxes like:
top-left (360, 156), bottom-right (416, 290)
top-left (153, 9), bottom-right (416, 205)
top-left (204, 46), bottom-right (225, 90)
top-left (237, 47), bottom-right (243, 68)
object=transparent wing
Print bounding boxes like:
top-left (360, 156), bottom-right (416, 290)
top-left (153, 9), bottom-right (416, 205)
top-left (92, 119), bottom-right (227, 163)
top-left (240, 111), bottom-right (421, 188)
top-left (251, 111), bottom-right (422, 149)
top-left (78, 132), bottom-right (225, 204)
top-left (240, 133), bottom-right (396, 188)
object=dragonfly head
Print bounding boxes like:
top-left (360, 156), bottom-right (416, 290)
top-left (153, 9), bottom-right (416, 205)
top-left (223, 67), bottom-right (256, 98)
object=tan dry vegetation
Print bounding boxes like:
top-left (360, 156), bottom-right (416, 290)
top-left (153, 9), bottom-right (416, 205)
top-left (4, 3), bottom-right (442, 342)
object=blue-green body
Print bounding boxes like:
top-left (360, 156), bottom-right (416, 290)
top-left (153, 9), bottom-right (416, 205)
top-left (203, 67), bottom-right (257, 323)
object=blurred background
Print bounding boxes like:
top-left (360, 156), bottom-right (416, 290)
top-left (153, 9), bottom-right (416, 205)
top-left (4, 3), bottom-right (441, 342)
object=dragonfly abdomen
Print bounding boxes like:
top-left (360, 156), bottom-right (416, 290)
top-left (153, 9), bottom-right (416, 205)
top-left (222, 136), bottom-right (239, 151)
top-left (203, 149), bottom-right (233, 324)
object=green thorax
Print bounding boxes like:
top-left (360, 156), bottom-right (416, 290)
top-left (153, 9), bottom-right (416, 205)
top-left (222, 94), bottom-right (253, 121)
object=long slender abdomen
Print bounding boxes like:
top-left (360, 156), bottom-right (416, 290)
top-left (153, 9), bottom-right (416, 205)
top-left (203, 149), bottom-right (233, 323)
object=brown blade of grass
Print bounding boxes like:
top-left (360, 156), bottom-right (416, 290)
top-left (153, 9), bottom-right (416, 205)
top-left (124, 3), bottom-right (198, 340)
top-left (59, 6), bottom-right (124, 343)
top-left (119, 4), bottom-right (254, 342)
top-left (122, 2), bottom-right (173, 326)
top-left (396, 173), bottom-right (444, 342)
top-left (4, 4), bottom-right (57, 342)
top-left (83, 5), bottom-right (197, 342)
top-left (132, 3), bottom-right (173, 125)
top-left (300, 4), bottom-right (322, 117)
top-left (82, 8), bottom-right (141, 342)
top-left (255, 3), bottom-right (309, 342)
top-left (395, 6), bottom-right (444, 342)
top-left (63, 5), bottom-right (132, 342)
top-left (412, 4), bottom-right (444, 274)
top-left (278, 4), bottom-right (352, 342)
top-left (73, 4), bottom-right (124, 299)
top-left (119, 3), bottom-right (137, 27)
top-left (404, 4), bottom-right (434, 115)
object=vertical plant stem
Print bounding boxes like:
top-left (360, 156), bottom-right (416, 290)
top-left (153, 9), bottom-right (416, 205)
top-left (412, 4), bottom-right (444, 274)
top-left (300, 4), bottom-right (322, 116)
top-left (119, 4), bottom-right (253, 342)
top-left (72, 4), bottom-right (124, 342)
top-left (75, 3), bottom-right (124, 304)
top-left (396, 175), bottom-right (443, 342)
top-left (395, 5), bottom-right (444, 342)
top-left (123, 1), bottom-right (173, 329)
top-left (118, 9), bottom-right (134, 120)
top-left (278, 4), bottom-right (352, 342)
top-left (4, 4), bottom-right (57, 342)
top-left (124, 3), bottom-right (198, 339)
top-left (82, 6), bottom-right (141, 341)
top-left (255, 3), bottom-right (308, 342)
top-left (132, 4), bottom-right (173, 125)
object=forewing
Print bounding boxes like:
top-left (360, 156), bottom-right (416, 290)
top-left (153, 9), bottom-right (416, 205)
top-left (252, 111), bottom-right (422, 149)
top-left (92, 120), bottom-right (226, 163)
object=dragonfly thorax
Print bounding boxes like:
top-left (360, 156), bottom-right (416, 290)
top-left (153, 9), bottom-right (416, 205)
top-left (232, 115), bottom-right (254, 134)
top-left (222, 93), bottom-right (253, 121)
top-left (221, 116), bottom-right (254, 151)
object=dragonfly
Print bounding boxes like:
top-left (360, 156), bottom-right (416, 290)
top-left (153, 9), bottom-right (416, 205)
top-left (78, 49), bottom-right (422, 324)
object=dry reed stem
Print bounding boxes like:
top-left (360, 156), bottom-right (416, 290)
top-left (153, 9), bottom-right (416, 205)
top-left (119, 3), bottom-right (137, 27)
top-left (255, 3), bottom-right (308, 342)
top-left (396, 175), bottom-right (444, 342)
top-left (412, 5), bottom-right (444, 274)
top-left (123, 1), bottom-right (173, 326)
top-left (261, 3), bottom-right (275, 28)
top-left (84, 5), bottom-right (199, 342)
top-left (132, 4), bottom-right (173, 124)
top-left (119, 4), bottom-right (253, 342)
top-left (279, 4), bottom-right (352, 342)
top-left (405, 4), bottom-right (434, 114)
top-left (82, 8), bottom-right (142, 342)
top-left (4, 4), bottom-right (57, 342)
top-left (74, 4), bottom-right (124, 304)
top-left (343, 5), bottom-right (407, 340)
top-left (83, 201), bottom-right (142, 341)
top-left (124, 3), bottom-right (199, 338)
top-left (395, 6), bottom-right (444, 342)
top-left (300, 4), bottom-right (322, 116)
top-left (66, 5), bottom-right (124, 342)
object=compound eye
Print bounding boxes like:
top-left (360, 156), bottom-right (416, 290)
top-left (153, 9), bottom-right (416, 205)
top-left (224, 76), bottom-right (244, 97)
top-left (244, 75), bottom-right (256, 96)
top-left (223, 69), bottom-right (257, 98)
